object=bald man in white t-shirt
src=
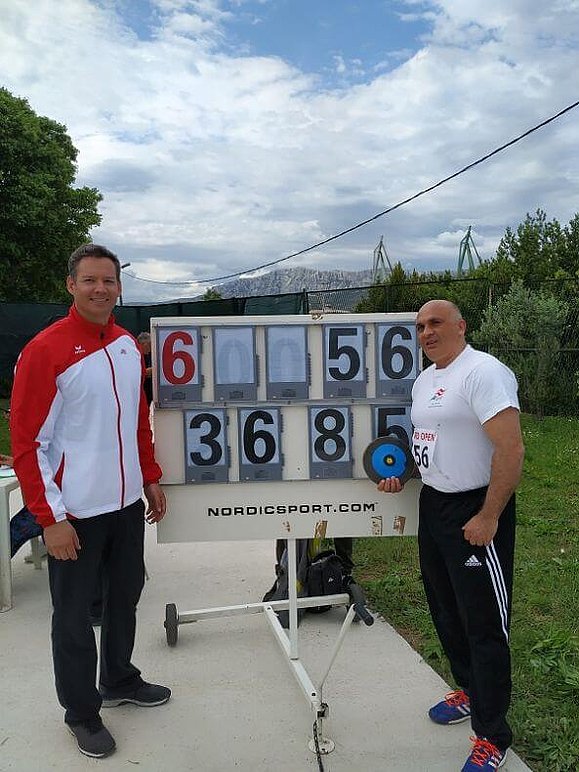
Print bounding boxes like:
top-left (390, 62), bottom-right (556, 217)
top-left (379, 300), bottom-right (524, 772)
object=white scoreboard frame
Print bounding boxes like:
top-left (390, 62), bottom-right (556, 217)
top-left (153, 313), bottom-right (421, 544)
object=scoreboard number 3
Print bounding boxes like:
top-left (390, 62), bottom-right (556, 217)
top-left (184, 409), bottom-right (228, 483)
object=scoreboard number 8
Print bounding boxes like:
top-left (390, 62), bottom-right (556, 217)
top-left (309, 406), bottom-right (352, 479)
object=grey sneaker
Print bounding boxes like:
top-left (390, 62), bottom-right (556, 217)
top-left (67, 717), bottom-right (116, 758)
top-left (100, 681), bottom-right (171, 708)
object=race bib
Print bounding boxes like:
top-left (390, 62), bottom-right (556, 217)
top-left (412, 427), bottom-right (438, 471)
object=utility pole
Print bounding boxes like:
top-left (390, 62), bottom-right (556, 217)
top-left (119, 262), bottom-right (131, 306)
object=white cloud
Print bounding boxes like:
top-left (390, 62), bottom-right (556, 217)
top-left (1, 0), bottom-right (578, 302)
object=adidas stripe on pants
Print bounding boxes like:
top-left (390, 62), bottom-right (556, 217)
top-left (418, 484), bottom-right (515, 751)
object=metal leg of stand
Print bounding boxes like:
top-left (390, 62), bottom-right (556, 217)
top-left (264, 606), bottom-right (319, 706)
top-left (286, 537), bottom-right (299, 659)
top-left (318, 603), bottom-right (357, 690)
top-left (308, 603), bottom-right (358, 755)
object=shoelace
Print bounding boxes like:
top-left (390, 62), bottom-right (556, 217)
top-left (444, 689), bottom-right (469, 706)
top-left (468, 737), bottom-right (501, 767)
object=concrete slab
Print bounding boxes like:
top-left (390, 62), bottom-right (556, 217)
top-left (0, 531), bottom-right (533, 771)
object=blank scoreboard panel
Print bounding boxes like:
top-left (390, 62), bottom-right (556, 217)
top-left (153, 313), bottom-right (421, 543)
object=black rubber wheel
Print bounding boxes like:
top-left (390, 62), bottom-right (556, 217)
top-left (164, 603), bottom-right (178, 646)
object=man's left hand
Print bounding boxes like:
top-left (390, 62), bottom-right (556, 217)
top-left (144, 483), bottom-right (167, 524)
top-left (462, 511), bottom-right (498, 546)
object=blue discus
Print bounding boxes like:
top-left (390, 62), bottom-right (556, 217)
top-left (362, 436), bottom-right (416, 484)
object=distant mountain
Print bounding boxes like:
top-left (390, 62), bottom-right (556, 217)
top-left (214, 267), bottom-right (374, 298)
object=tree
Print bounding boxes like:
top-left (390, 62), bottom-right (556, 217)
top-left (474, 280), bottom-right (571, 417)
top-left (493, 209), bottom-right (567, 287)
top-left (0, 88), bottom-right (102, 302)
top-left (560, 213), bottom-right (579, 279)
top-left (202, 288), bottom-right (222, 301)
top-left (355, 263), bottom-right (434, 313)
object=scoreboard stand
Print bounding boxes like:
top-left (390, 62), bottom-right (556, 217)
top-left (152, 312), bottom-right (422, 757)
top-left (163, 537), bottom-right (372, 755)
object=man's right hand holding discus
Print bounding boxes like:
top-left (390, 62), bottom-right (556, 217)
top-left (377, 477), bottom-right (404, 494)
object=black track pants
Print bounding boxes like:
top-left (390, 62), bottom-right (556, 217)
top-left (48, 499), bottom-right (146, 724)
top-left (418, 485), bottom-right (515, 751)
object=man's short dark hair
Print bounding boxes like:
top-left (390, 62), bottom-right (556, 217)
top-left (68, 244), bottom-right (121, 281)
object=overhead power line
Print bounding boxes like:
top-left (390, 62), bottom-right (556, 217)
top-left (123, 98), bottom-right (579, 287)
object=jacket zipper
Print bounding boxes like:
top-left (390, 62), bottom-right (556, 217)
top-left (103, 333), bottom-right (126, 508)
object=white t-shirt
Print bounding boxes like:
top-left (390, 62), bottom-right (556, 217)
top-left (411, 345), bottom-right (520, 493)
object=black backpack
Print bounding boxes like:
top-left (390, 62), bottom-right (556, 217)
top-left (263, 540), bottom-right (344, 626)
top-left (306, 550), bottom-right (345, 613)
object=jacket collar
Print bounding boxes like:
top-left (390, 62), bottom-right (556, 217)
top-left (69, 305), bottom-right (116, 340)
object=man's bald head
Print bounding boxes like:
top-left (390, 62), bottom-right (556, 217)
top-left (418, 299), bottom-right (463, 322)
top-left (416, 299), bottom-right (467, 368)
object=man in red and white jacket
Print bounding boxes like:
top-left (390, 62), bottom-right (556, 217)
top-left (10, 244), bottom-right (170, 759)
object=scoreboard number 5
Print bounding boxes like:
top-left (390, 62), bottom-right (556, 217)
top-left (374, 406), bottom-right (412, 446)
top-left (323, 325), bottom-right (366, 398)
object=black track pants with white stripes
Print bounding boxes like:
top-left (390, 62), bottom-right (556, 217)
top-left (418, 484), bottom-right (515, 751)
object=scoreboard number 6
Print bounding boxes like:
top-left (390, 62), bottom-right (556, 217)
top-left (162, 330), bottom-right (196, 385)
top-left (157, 327), bottom-right (201, 404)
top-left (238, 408), bottom-right (282, 482)
top-left (375, 323), bottom-right (418, 400)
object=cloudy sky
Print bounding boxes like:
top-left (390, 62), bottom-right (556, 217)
top-left (1, 0), bottom-right (578, 302)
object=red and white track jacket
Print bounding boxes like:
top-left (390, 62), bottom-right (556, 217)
top-left (10, 306), bottom-right (162, 528)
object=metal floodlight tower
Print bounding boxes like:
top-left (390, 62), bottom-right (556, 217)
top-left (457, 226), bottom-right (481, 276)
top-left (372, 235), bottom-right (393, 283)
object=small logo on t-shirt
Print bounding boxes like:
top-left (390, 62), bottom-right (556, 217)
top-left (464, 554), bottom-right (482, 568)
top-left (74, 345), bottom-right (86, 355)
top-left (429, 386), bottom-right (446, 403)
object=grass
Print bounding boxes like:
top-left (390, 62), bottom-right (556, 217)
top-left (2, 412), bottom-right (577, 769)
top-left (354, 414), bottom-right (579, 772)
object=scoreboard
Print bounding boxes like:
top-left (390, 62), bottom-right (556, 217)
top-left (153, 313), bottom-right (422, 544)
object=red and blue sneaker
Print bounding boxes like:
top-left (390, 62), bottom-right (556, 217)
top-left (462, 737), bottom-right (507, 771)
top-left (428, 689), bottom-right (471, 725)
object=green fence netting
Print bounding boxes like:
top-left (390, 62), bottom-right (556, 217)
top-left (0, 291), bottom-right (306, 387)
